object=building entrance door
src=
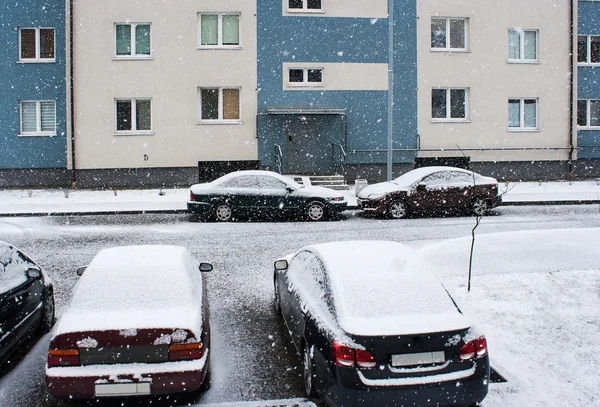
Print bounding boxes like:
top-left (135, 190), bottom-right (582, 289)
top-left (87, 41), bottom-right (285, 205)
top-left (285, 119), bottom-right (319, 173)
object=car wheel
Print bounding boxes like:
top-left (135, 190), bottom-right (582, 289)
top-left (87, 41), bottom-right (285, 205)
top-left (273, 279), bottom-right (282, 315)
top-left (41, 290), bottom-right (55, 333)
top-left (303, 343), bottom-right (317, 398)
top-left (214, 203), bottom-right (233, 221)
top-left (306, 202), bottom-right (326, 221)
top-left (471, 197), bottom-right (489, 216)
top-left (387, 199), bottom-right (408, 219)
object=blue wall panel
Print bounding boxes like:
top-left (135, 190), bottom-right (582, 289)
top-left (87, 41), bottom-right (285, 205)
top-left (257, 0), bottom-right (417, 170)
top-left (578, 1), bottom-right (600, 158)
top-left (0, 1), bottom-right (67, 169)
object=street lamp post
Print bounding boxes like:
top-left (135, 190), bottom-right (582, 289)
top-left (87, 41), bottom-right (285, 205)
top-left (387, 0), bottom-right (394, 181)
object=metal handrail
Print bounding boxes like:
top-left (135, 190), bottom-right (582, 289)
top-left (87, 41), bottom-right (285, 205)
top-left (273, 144), bottom-right (283, 174)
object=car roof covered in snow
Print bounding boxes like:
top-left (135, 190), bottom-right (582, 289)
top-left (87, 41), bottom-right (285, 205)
top-left (303, 240), bottom-right (470, 336)
top-left (191, 170), bottom-right (299, 189)
top-left (392, 166), bottom-right (494, 187)
top-left (53, 245), bottom-right (204, 336)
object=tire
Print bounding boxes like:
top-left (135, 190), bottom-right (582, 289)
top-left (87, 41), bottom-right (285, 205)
top-left (471, 197), bottom-right (489, 216)
top-left (306, 202), bottom-right (326, 221)
top-left (41, 290), bottom-right (55, 333)
top-left (303, 343), bottom-right (317, 398)
top-left (214, 202), bottom-right (233, 221)
top-left (273, 278), bottom-right (282, 315)
top-left (387, 199), bottom-right (408, 219)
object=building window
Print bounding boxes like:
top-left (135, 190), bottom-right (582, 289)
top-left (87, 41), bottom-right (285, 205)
top-left (288, 0), bottom-right (322, 12)
top-left (199, 13), bottom-right (240, 48)
top-left (431, 18), bottom-right (467, 51)
top-left (287, 68), bottom-right (323, 86)
top-left (431, 88), bottom-right (468, 121)
top-left (578, 99), bottom-right (600, 127)
top-left (115, 99), bottom-right (152, 133)
top-left (20, 101), bottom-right (56, 136)
top-left (508, 98), bottom-right (538, 130)
top-left (115, 24), bottom-right (151, 57)
top-left (199, 88), bottom-right (241, 122)
top-left (578, 35), bottom-right (600, 64)
top-left (508, 29), bottom-right (538, 62)
top-left (19, 27), bottom-right (55, 62)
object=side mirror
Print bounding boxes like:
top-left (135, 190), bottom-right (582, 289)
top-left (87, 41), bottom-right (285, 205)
top-left (416, 183), bottom-right (427, 191)
top-left (76, 266), bottom-right (87, 276)
top-left (27, 268), bottom-right (41, 279)
top-left (285, 186), bottom-right (295, 193)
top-left (274, 259), bottom-right (288, 271)
top-left (199, 262), bottom-right (213, 272)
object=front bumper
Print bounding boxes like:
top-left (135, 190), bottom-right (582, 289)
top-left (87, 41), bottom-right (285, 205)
top-left (187, 201), bottom-right (211, 215)
top-left (46, 352), bottom-right (208, 399)
top-left (356, 197), bottom-right (387, 214)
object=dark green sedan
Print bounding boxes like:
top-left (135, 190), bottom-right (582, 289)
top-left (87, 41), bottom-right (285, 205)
top-left (187, 170), bottom-right (347, 221)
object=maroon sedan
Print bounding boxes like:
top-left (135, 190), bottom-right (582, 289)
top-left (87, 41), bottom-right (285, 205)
top-left (357, 166), bottom-right (501, 219)
top-left (45, 245), bottom-right (212, 399)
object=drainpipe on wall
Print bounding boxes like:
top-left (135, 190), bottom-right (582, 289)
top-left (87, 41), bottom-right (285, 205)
top-left (386, 0), bottom-right (394, 181)
top-left (568, 0), bottom-right (576, 179)
top-left (67, 0), bottom-right (76, 188)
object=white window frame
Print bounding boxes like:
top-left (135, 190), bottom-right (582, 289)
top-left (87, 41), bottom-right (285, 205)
top-left (508, 98), bottom-right (539, 131)
top-left (430, 17), bottom-right (469, 52)
top-left (197, 13), bottom-right (242, 49)
top-left (114, 98), bottom-right (153, 135)
top-left (578, 99), bottom-right (600, 128)
top-left (286, 0), bottom-right (324, 13)
top-left (113, 23), bottom-right (152, 60)
top-left (286, 67), bottom-right (324, 87)
top-left (578, 35), bottom-right (600, 65)
top-left (19, 100), bottom-right (56, 137)
top-left (431, 87), bottom-right (470, 122)
top-left (507, 28), bottom-right (539, 63)
top-left (197, 87), bottom-right (242, 124)
top-left (18, 27), bottom-right (55, 63)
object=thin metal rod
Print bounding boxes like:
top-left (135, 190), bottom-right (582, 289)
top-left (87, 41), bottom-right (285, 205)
top-left (387, 0), bottom-right (394, 181)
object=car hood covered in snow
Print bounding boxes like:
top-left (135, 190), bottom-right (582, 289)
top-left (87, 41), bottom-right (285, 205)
top-left (53, 245), bottom-right (204, 338)
top-left (307, 241), bottom-right (470, 336)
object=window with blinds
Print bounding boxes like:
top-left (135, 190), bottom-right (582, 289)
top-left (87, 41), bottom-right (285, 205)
top-left (20, 101), bottom-right (56, 135)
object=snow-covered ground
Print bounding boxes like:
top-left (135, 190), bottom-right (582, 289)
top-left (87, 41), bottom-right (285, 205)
top-left (0, 179), bottom-right (599, 215)
top-left (418, 229), bottom-right (600, 407)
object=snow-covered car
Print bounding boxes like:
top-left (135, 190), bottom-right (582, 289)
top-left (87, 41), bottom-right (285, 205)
top-left (45, 245), bottom-right (212, 399)
top-left (0, 241), bottom-right (55, 366)
top-left (273, 241), bottom-right (489, 407)
top-left (357, 166), bottom-right (501, 219)
top-left (187, 170), bottom-right (347, 221)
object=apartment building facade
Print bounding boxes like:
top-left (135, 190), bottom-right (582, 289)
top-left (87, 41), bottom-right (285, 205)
top-left (417, 0), bottom-right (573, 180)
top-left (256, 0), bottom-right (418, 180)
top-left (0, 0), bottom-right (68, 187)
top-left (71, 0), bottom-right (258, 187)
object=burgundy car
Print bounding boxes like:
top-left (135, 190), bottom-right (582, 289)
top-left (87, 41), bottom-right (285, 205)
top-left (357, 166), bottom-right (501, 219)
top-left (45, 245), bottom-right (212, 399)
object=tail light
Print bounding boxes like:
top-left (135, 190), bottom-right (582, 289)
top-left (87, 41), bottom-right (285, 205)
top-left (333, 341), bottom-right (376, 369)
top-left (168, 342), bottom-right (204, 361)
top-left (48, 348), bottom-right (80, 367)
top-left (460, 336), bottom-right (488, 361)
top-left (190, 191), bottom-right (197, 201)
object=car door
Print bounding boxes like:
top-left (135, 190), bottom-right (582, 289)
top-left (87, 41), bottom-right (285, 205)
top-left (252, 175), bottom-right (288, 215)
top-left (410, 171), bottom-right (450, 213)
top-left (13, 252), bottom-right (45, 338)
top-left (447, 171), bottom-right (476, 211)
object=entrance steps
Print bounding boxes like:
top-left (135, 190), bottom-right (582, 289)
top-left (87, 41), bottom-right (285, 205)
top-left (287, 174), bottom-right (349, 191)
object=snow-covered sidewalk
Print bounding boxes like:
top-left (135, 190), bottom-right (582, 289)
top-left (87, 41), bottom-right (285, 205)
top-left (0, 180), bottom-right (599, 216)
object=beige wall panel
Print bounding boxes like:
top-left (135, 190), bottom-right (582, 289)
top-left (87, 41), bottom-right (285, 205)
top-left (282, 0), bottom-right (387, 18)
top-left (73, 0), bottom-right (258, 169)
top-left (283, 62), bottom-right (388, 90)
top-left (417, 0), bottom-right (572, 162)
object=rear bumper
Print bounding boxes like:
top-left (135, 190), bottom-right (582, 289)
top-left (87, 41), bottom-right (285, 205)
top-left (322, 361), bottom-right (489, 407)
top-left (46, 351), bottom-right (208, 399)
top-left (328, 201), bottom-right (348, 213)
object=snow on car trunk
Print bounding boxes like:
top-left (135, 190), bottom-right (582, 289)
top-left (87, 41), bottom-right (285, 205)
top-left (311, 241), bottom-right (470, 336)
top-left (52, 245), bottom-right (203, 338)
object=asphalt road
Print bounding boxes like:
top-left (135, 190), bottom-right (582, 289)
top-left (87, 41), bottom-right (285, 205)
top-left (0, 205), bottom-right (598, 407)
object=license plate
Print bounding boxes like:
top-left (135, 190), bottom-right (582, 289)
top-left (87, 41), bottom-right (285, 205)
top-left (95, 382), bottom-right (151, 397)
top-left (391, 351), bottom-right (445, 367)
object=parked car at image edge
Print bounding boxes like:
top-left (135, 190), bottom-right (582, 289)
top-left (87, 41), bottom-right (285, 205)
top-left (357, 166), bottom-right (501, 219)
top-left (0, 241), bottom-right (55, 366)
top-left (273, 240), bottom-right (489, 407)
top-left (187, 170), bottom-right (347, 221)
top-left (45, 245), bottom-right (212, 399)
